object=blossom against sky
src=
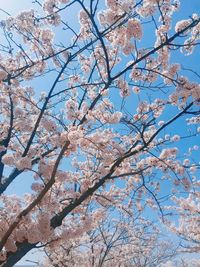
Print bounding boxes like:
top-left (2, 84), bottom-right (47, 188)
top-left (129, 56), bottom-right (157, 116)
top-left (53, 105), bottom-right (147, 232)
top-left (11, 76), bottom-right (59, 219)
top-left (0, 1), bottom-right (197, 266)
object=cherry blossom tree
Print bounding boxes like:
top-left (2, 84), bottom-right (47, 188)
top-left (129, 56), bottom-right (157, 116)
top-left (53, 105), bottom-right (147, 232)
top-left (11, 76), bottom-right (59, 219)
top-left (0, 0), bottom-right (199, 266)
top-left (166, 192), bottom-right (200, 253)
top-left (41, 215), bottom-right (178, 267)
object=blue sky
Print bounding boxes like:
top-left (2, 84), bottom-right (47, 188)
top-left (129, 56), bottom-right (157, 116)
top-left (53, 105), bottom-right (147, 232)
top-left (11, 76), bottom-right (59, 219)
top-left (0, 0), bottom-right (33, 17)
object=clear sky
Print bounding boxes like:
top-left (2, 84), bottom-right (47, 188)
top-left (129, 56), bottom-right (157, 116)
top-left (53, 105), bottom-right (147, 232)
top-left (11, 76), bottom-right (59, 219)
top-left (0, 0), bottom-right (33, 18)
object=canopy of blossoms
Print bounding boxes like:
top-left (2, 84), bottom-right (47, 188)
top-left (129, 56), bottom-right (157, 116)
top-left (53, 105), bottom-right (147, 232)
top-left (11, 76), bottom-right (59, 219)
top-left (0, 0), bottom-right (199, 266)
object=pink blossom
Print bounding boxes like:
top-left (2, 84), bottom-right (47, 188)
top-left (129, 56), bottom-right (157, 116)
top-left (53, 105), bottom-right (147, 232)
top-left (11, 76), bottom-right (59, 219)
top-left (0, 70), bottom-right (7, 81)
top-left (175, 19), bottom-right (191, 33)
top-left (132, 86), bottom-right (140, 94)
top-left (16, 157), bottom-right (32, 170)
top-left (127, 19), bottom-right (143, 40)
top-left (2, 154), bottom-right (15, 166)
